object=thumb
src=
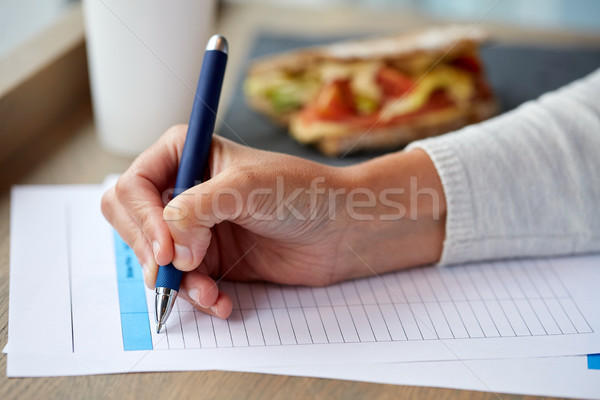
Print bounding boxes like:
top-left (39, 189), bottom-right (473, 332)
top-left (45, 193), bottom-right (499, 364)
top-left (163, 141), bottom-right (258, 272)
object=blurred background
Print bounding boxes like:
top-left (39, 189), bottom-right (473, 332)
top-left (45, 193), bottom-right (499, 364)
top-left (2, 0), bottom-right (600, 59)
top-left (1, 0), bottom-right (599, 180)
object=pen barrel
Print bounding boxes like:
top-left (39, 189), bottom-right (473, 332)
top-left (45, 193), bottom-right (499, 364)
top-left (156, 48), bottom-right (227, 291)
top-left (174, 49), bottom-right (228, 194)
top-left (155, 263), bottom-right (183, 291)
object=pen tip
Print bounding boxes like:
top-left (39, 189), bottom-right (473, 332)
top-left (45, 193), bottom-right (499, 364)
top-left (156, 322), bottom-right (163, 334)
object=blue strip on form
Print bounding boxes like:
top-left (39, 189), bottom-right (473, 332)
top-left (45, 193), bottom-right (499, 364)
top-left (588, 354), bottom-right (600, 370)
top-left (114, 231), bottom-right (153, 351)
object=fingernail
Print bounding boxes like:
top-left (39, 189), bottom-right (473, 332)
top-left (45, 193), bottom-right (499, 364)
top-left (188, 288), bottom-right (211, 308)
top-left (210, 304), bottom-right (219, 316)
top-left (174, 243), bottom-right (193, 268)
top-left (142, 263), bottom-right (152, 288)
top-left (188, 288), bottom-right (199, 303)
top-left (152, 241), bottom-right (160, 260)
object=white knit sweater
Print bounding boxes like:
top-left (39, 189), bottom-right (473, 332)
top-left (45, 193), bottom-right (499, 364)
top-left (407, 68), bottom-right (600, 266)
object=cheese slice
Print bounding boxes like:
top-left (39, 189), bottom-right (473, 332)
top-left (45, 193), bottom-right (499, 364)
top-left (380, 66), bottom-right (474, 120)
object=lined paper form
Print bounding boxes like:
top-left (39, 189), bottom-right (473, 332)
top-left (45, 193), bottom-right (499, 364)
top-left (147, 258), bottom-right (592, 350)
top-left (7, 184), bottom-right (600, 377)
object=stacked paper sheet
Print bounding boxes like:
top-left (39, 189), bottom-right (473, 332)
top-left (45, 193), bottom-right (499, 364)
top-left (6, 183), bottom-right (600, 398)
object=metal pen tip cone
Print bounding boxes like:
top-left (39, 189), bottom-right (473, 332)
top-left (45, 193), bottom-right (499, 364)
top-left (155, 287), bottom-right (177, 334)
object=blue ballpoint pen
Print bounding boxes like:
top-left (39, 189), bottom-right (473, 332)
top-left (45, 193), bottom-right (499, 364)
top-left (155, 34), bottom-right (228, 334)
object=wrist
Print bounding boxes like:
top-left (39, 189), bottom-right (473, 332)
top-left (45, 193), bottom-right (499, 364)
top-left (337, 149), bottom-right (446, 278)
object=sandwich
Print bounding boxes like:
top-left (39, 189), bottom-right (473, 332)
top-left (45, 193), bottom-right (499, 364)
top-left (244, 25), bottom-right (499, 156)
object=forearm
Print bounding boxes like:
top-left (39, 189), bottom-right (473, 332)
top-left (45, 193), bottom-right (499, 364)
top-left (337, 149), bottom-right (446, 279)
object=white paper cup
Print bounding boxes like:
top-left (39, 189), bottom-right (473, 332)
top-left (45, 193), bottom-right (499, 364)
top-left (83, 0), bottom-right (215, 156)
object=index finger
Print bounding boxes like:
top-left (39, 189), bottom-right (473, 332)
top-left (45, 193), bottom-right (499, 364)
top-left (114, 124), bottom-right (187, 266)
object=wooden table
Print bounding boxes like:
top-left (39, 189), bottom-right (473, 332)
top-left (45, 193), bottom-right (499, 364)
top-left (1, 3), bottom-right (599, 399)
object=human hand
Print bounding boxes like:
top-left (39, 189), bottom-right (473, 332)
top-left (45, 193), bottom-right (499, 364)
top-left (102, 125), bottom-right (446, 318)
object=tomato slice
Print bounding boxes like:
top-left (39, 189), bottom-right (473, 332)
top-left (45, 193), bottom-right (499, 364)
top-left (376, 67), bottom-right (414, 97)
top-left (300, 90), bottom-right (454, 128)
top-left (450, 55), bottom-right (481, 74)
top-left (312, 80), bottom-right (356, 120)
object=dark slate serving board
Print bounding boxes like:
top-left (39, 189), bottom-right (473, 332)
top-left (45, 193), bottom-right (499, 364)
top-left (220, 32), bottom-right (600, 166)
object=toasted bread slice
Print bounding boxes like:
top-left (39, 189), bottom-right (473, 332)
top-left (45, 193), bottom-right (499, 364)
top-left (292, 98), bottom-right (499, 156)
top-left (247, 25), bottom-right (489, 75)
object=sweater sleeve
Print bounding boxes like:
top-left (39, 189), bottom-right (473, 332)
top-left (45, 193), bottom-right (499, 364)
top-left (406, 68), bottom-right (600, 266)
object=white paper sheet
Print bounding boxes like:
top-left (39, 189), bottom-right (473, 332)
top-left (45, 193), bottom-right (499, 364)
top-left (7, 185), bottom-right (600, 382)
top-left (247, 356), bottom-right (600, 400)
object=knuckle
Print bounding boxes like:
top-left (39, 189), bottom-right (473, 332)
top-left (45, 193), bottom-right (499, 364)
top-left (165, 124), bottom-right (187, 143)
top-left (211, 134), bottom-right (230, 159)
top-left (167, 123), bottom-right (187, 135)
top-left (100, 188), bottom-right (115, 220)
top-left (163, 125), bottom-right (188, 158)
top-left (311, 274), bottom-right (336, 287)
top-left (114, 175), bottom-right (132, 202)
top-left (138, 210), bottom-right (154, 235)
top-left (164, 201), bottom-right (190, 227)
top-left (130, 232), bottom-right (150, 262)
